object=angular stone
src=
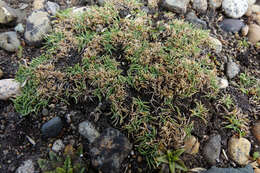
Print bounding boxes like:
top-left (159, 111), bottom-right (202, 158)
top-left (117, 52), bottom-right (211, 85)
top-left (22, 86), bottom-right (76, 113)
top-left (186, 12), bottom-right (207, 29)
top-left (222, 0), bottom-right (248, 18)
top-left (204, 165), bottom-right (254, 173)
top-left (183, 135), bottom-right (200, 155)
top-left (193, 0), bottom-right (208, 13)
top-left (203, 134), bottom-right (221, 165)
top-left (209, 0), bottom-right (223, 9)
top-left (0, 0), bottom-right (18, 24)
top-left (219, 19), bottom-right (245, 33)
top-left (248, 24), bottom-right (260, 43)
top-left (161, 0), bottom-right (190, 14)
top-left (90, 128), bottom-right (132, 173)
top-left (24, 10), bottom-right (51, 46)
top-left (226, 61), bottom-right (240, 79)
top-left (52, 139), bottom-right (65, 152)
top-left (41, 117), bottom-right (63, 138)
top-left (228, 136), bottom-right (251, 165)
top-left (0, 79), bottom-right (21, 100)
top-left (0, 32), bottom-right (21, 52)
top-left (241, 25), bottom-right (249, 36)
top-left (15, 23), bottom-right (25, 33)
top-left (78, 120), bottom-right (100, 143)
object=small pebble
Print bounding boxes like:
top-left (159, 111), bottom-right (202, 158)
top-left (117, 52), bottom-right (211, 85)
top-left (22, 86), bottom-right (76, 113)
top-left (15, 23), bottom-right (25, 33)
top-left (222, 0), bottom-right (249, 18)
top-left (226, 61), bottom-right (240, 79)
top-left (241, 25), bottom-right (249, 36)
top-left (41, 117), bottom-right (63, 138)
top-left (52, 139), bottom-right (65, 152)
top-left (252, 120), bottom-right (260, 143)
top-left (16, 160), bottom-right (34, 173)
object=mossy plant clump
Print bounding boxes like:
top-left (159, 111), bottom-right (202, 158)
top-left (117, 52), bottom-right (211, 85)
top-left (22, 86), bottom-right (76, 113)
top-left (14, 0), bottom-right (220, 169)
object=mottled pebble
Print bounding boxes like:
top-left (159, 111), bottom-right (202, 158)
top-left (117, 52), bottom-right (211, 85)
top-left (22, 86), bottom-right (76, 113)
top-left (0, 32), bottom-right (21, 52)
top-left (203, 134), bottom-right (221, 165)
top-left (226, 61), bottom-right (240, 79)
top-left (222, 0), bottom-right (249, 18)
top-left (16, 160), bottom-right (34, 173)
top-left (52, 139), bottom-right (65, 152)
top-left (78, 120), bottom-right (100, 143)
top-left (161, 0), bottom-right (190, 14)
top-left (0, 79), bottom-right (21, 100)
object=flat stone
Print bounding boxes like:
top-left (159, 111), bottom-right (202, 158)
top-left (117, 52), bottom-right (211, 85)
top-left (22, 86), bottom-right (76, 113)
top-left (161, 0), bottom-right (190, 14)
top-left (0, 32), bottom-right (20, 52)
top-left (209, 0), bottom-right (223, 9)
top-left (203, 134), bottom-right (221, 165)
top-left (226, 61), bottom-right (240, 79)
top-left (16, 160), bottom-right (34, 173)
top-left (78, 120), bottom-right (100, 143)
top-left (52, 139), bottom-right (65, 152)
top-left (90, 128), bottom-right (132, 173)
top-left (208, 36), bottom-right (222, 53)
top-left (186, 12), bottom-right (207, 29)
top-left (219, 19), bottom-right (245, 33)
top-left (228, 136), bottom-right (251, 165)
top-left (222, 0), bottom-right (249, 18)
top-left (193, 0), bottom-right (208, 13)
top-left (204, 165), bottom-right (254, 173)
top-left (0, 79), bottom-right (21, 100)
top-left (252, 120), bottom-right (260, 143)
top-left (248, 24), bottom-right (260, 43)
top-left (0, 0), bottom-right (18, 24)
top-left (45, 1), bottom-right (60, 16)
top-left (24, 10), bottom-right (51, 46)
top-left (41, 117), bottom-right (63, 138)
top-left (183, 135), bottom-right (200, 155)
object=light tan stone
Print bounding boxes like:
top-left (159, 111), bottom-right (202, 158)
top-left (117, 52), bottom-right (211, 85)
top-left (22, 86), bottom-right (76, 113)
top-left (248, 24), bottom-right (260, 43)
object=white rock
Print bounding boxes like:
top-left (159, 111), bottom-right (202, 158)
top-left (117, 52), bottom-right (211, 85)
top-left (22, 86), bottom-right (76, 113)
top-left (228, 136), bottom-right (251, 165)
top-left (0, 0), bottom-right (18, 24)
top-left (209, 0), bottom-right (223, 9)
top-left (226, 61), bottom-right (240, 79)
top-left (78, 120), bottom-right (100, 143)
top-left (161, 0), bottom-right (190, 14)
top-left (216, 77), bottom-right (229, 89)
top-left (247, 0), bottom-right (256, 5)
top-left (222, 0), bottom-right (249, 18)
top-left (45, 1), bottom-right (60, 16)
top-left (33, 0), bottom-right (45, 10)
top-left (209, 36), bottom-right (222, 53)
top-left (52, 139), bottom-right (65, 152)
top-left (0, 79), bottom-right (21, 100)
top-left (24, 10), bottom-right (51, 46)
top-left (0, 32), bottom-right (21, 52)
top-left (72, 7), bottom-right (88, 15)
top-left (16, 160), bottom-right (34, 173)
top-left (252, 4), bottom-right (260, 12)
top-left (15, 23), bottom-right (25, 33)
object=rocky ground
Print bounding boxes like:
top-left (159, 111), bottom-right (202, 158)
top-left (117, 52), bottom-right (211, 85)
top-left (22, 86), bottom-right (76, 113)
top-left (0, 0), bottom-right (260, 173)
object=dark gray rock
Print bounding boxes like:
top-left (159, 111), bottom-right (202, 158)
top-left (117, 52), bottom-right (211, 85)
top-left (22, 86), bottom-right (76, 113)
top-left (203, 134), bottom-right (221, 165)
top-left (90, 128), bottom-right (132, 173)
top-left (203, 165), bottom-right (254, 173)
top-left (219, 19), bottom-right (245, 33)
top-left (193, 0), bottom-right (208, 13)
top-left (186, 12), bottom-right (207, 29)
top-left (41, 117), bottom-right (63, 138)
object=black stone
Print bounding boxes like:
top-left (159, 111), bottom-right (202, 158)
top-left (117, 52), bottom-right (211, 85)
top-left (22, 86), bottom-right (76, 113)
top-left (90, 128), bottom-right (132, 173)
top-left (219, 19), bottom-right (245, 33)
top-left (41, 117), bottom-right (63, 138)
